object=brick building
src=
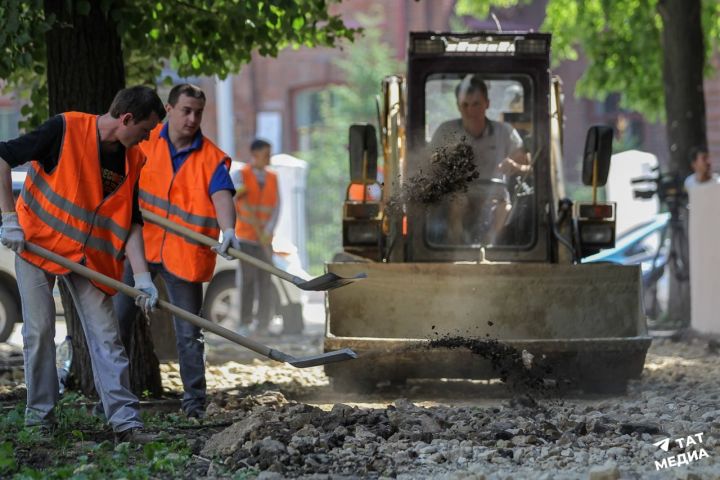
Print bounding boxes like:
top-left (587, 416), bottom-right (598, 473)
top-left (0, 0), bottom-right (716, 180)
top-left (195, 0), bottom-right (672, 184)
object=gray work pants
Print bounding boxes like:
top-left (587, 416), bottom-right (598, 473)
top-left (114, 261), bottom-right (206, 415)
top-left (237, 242), bottom-right (273, 329)
top-left (16, 256), bottom-right (142, 433)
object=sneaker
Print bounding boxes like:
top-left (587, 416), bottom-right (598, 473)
top-left (114, 428), bottom-right (157, 445)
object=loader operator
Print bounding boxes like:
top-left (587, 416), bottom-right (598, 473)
top-left (113, 83), bottom-right (239, 420)
top-left (231, 139), bottom-right (280, 337)
top-left (429, 75), bottom-right (529, 244)
top-left (0, 86), bottom-right (165, 444)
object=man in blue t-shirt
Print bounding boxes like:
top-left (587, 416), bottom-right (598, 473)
top-left (113, 84), bottom-right (237, 419)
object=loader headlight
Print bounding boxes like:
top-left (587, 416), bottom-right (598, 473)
top-left (413, 38), bottom-right (446, 54)
top-left (344, 220), bottom-right (381, 245)
top-left (515, 38), bottom-right (548, 55)
top-left (580, 223), bottom-right (614, 244)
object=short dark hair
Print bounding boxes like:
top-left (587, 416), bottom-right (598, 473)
top-left (250, 138), bottom-right (271, 152)
top-left (455, 75), bottom-right (488, 101)
top-left (168, 83), bottom-right (206, 106)
top-left (109, 86), bottom-right (166, 122)
top-left (689, 145), bottom-right (709, 163)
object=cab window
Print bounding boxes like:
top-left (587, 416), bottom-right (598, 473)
top-left (422, 74), bottom-right (536, 249)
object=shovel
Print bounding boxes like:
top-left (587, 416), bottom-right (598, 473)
top-left (140, 208), bottom-right (365, 291)
top-left (25, 242), bottom-right (357, 368)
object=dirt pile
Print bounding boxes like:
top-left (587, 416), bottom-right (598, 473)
top-left (202, 394), bottom-right (563, 478)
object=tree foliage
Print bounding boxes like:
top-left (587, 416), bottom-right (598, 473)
top-left (300, 14), bottom-right (401, 274)
top-left (0, 0), bottom-right (358, 128)
top-left (455, 0), bottom-right (720, 121)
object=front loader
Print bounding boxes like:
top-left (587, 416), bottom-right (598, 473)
top-left (325, 32), bottom-right (651, 393)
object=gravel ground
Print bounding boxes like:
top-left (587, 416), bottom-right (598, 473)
top-left (179, 337), bottom-right (720, 479)
top-left (3, 337), bottom-right (719, 478)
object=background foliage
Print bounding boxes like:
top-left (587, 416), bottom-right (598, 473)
top-left (456, 0), bottom-right (720, 121)
top-left (0, 0), bottom-right (358, 129)
top-left (300, 15), bottom-right (401, 274)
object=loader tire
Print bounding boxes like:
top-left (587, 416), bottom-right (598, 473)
top-left (204, 271), bottom-right (240, 331)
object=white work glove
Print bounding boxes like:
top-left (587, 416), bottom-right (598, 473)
top-left (1, 212), bottom-right (25, 253)
top-left (133, 272), bottom-right (158, 315)
top-left (212, 229), bottom-right (240, 260)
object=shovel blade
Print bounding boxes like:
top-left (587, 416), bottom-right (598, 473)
top-left (288, 348), bottom-right (358, 368)
top-left (297, 272), bottom-right (367, 291)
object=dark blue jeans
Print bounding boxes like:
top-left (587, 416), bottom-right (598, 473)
top-left (114, 261), bottom-right (205, 414)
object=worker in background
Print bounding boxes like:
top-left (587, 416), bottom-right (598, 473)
top-left (0, 86), bottom-right (164, 444)
top-left (231, 139), bottom-right (280, 337)
top-left (113, 83), bottom-right (238, 420)
top-left (684, 146), bottom-right (718, 190)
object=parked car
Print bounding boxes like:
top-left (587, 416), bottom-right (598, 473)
top-left (0, 169), bottom-right (32, 342)
top-left (583, 213), bottom-right (670, 320)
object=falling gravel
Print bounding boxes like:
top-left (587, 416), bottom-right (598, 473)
top-left (428, 335), bottom-right (554, 394)
top-left (386, 141), bottom-right (478, 216)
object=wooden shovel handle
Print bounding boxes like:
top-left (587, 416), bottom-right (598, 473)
top-left (140, 208), bottom-right (302, 284)
top-left (25, 242), bottom-right (292, 362)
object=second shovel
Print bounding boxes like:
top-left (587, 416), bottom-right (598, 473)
top-left (141, 208), bottom-right (365, 291)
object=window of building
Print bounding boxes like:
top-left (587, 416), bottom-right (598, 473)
top-left (294, 88), bottom-right (332, 151)
top-left (0, 107), bottom-right (19, 142)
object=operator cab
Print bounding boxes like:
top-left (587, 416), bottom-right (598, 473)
top-left (405, 32), bottom-right (551, 262)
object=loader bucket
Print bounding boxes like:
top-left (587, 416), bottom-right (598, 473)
top-left (323, 262), bottom-right (651, 393)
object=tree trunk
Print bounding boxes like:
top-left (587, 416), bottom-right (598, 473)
top-left (657, 0), bottom-right (706, 326)
top-left (44, 1), bottom-right (163, 397)
top-left (44, 0), bottom-right (125, 115)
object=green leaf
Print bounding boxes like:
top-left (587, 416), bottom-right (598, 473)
top-left (0, 441), bottom-right (16, 474)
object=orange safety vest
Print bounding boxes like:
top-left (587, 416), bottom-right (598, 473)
top-left (16, 112), bottom-right (144, 295)
top-left (234, 165), bottom-right (279, 242)
top-left (138, 125), bottom-right (230, 282)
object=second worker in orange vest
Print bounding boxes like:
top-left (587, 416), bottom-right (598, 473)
top-left (231, 139), bottom-right (280, 336)
top-left (113, 84), bottom-right (239, 419)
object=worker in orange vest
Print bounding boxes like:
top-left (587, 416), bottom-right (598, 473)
top-left (0, 86), bottom-right (164, 444)
top-left (231, 139), bottom-right (280, 336)
top-left (113, 84), bottom-right (239, 420)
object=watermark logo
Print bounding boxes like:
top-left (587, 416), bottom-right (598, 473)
top-left (653, 432), bottom-right (710, 470)
top-left (653, 438), bottom-right (670, 452)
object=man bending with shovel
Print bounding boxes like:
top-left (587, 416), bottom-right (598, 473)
top-left (0, 86), bottom-right (165, 444)
top-left (114, 83), bottom-right (239, 420)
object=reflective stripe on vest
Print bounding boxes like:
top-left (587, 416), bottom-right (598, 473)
top-left (234, 165), bottom-right (278, 242)
top-left (138, 189), bottom-right (219, 229)
top-left (16, 112), bottom-right (143, 295)
top-left (138, 124), bottom-right (230, 282)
